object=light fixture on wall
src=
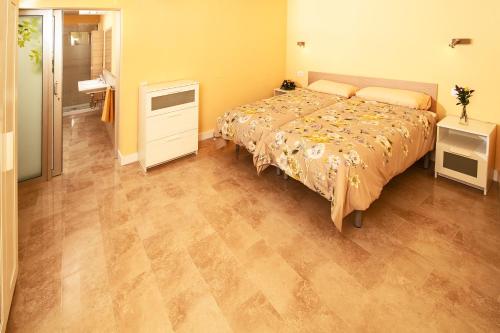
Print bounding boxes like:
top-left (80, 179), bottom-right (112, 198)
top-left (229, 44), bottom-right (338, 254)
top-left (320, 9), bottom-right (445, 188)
top-left (449, 38), bottom-right (472, 48)
top-left (297, 41), bottom-right (306, 48)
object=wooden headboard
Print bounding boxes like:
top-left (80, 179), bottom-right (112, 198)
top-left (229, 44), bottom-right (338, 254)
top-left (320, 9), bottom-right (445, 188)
top-left (308, 72), bottom-right (439, 112)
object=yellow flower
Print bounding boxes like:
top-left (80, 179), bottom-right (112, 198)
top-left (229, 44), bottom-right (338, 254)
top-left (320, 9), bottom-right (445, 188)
top-left (303, 133), bottom-right (330, 143)
top-left (329, 120), bottom-right (348, 127)
top-left (288, 157), bottom-right (302, 179)
top-left (349, 174), bottom-right (361, 188)
top-left (242, 109), bottom-right (258, 115)
top-left (361, 114), bottom-right (382, 121)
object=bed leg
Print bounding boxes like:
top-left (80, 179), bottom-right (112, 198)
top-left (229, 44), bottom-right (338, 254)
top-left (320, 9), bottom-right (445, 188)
top-left (423, 152), bottom-right (430, 169)
top-left (354, 211), bottom-right (363, 228)
top-left (235, 144), bottom-right (240, 159)
top-left (276, 167), bottom-right (281, 176)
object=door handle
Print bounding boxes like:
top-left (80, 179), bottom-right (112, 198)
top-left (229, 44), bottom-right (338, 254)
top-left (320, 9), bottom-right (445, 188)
top-left (54, 81), bottom-right (59, 97)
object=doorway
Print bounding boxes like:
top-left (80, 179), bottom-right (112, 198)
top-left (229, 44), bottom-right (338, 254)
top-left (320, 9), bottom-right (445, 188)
top-left (17, 9), bottom-right (121, 183)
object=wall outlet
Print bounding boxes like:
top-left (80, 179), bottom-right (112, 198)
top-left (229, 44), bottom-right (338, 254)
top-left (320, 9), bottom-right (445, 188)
top-left (297, 71), bottom-right (305, 77)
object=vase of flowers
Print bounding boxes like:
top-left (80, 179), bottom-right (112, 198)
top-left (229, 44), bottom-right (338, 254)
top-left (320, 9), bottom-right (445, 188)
top-left (452, 85), bottom-right (474, 125)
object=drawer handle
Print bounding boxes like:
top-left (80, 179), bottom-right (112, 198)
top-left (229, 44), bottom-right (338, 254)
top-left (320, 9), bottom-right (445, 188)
top-left (164, 135), bottom-right (182, 143)
top-left (167, 113), bottom-right (183, 118)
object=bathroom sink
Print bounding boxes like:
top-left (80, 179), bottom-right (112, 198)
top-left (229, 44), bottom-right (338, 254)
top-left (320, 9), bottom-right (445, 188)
top-left (78, 79), bottom-right (109, 93)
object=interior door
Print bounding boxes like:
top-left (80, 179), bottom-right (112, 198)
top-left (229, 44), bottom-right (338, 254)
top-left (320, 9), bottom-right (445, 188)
top-left (17, 10), bottom-right (53, 182)
top-left (1, 0), bottom-right (19, 331)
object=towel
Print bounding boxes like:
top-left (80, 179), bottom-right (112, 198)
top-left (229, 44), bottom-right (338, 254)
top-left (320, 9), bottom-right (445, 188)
top-left (101, 87), bottom-right (115, 123)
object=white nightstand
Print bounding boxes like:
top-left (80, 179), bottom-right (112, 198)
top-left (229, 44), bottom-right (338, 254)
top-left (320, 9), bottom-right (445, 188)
top-left (274, 88), bottom-right (291, 96)
top-left (435, 116), bottom-right (497, 195)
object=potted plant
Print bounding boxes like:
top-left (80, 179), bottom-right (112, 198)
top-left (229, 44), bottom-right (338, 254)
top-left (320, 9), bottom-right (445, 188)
top-left (452, 85), bottom-right (475, 125)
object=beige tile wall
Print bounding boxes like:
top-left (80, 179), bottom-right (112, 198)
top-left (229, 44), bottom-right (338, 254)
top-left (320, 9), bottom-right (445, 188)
top-left (91, 30), bottom-right (104, 80)
top-left (104, 28), bottom-right (111, 72)
top-left (62, 24), bottom-right (97, 108)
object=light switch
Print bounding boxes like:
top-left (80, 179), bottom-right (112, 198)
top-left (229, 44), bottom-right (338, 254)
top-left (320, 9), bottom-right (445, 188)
top-left (297, 71), bottom-right (305, 77)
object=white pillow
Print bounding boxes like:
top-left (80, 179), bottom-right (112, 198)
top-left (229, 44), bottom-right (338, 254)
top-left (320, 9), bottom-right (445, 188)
top-left (308, 80), bottom-right (359, 98)
top-left (356, 87), bottom-right (432, 110)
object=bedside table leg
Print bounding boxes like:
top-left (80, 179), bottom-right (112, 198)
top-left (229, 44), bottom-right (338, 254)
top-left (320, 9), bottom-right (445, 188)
top-left (424, 153), bottom-right (430, 169)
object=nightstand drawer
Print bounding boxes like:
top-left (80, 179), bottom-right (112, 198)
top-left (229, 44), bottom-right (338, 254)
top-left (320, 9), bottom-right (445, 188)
top-left (442, 151), bottom-right (478, 178)
top-left (436, 145), bottom-right (486, 188)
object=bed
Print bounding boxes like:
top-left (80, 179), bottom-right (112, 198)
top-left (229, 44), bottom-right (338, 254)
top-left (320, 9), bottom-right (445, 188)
top-left (214, 88), bottom-right (346, 155)
top-left (253, 72), bottom-right (438, 231)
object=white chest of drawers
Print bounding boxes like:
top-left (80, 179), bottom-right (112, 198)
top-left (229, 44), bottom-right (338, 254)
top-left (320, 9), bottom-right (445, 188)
top-left (138, 80), bottom-right (199, 172)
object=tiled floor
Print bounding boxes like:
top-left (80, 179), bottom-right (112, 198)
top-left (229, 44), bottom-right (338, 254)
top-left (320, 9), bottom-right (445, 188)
top-left (9, 112), bottom-right (500, 332)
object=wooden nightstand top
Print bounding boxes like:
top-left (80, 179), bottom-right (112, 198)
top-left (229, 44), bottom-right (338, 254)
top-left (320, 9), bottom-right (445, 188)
top-left (438, 116), bottom-right (496, 137)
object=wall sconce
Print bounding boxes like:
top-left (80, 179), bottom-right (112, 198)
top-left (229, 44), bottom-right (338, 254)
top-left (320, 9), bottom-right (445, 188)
top-left (449, 38), bottom-right (472, 48)
top-left (297, 41), bottom-right (306, 48)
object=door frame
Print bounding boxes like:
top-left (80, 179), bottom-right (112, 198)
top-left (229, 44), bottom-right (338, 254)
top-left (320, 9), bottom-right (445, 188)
top-left (1, 0), bottom-right (19, 331)
top-left (58, 9), bottom-right (122, 161)
top-left (51, 9), bottom-right (63, 177)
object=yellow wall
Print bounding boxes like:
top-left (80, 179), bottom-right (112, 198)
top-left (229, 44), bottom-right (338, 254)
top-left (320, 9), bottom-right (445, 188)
top-left (20, 0), bottom-right (287, 156)
top-left (287, 0), bottom-right (500, 170)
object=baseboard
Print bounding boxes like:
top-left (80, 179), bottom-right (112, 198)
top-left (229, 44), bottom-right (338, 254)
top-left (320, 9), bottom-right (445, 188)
top-left (199, 129), bottom-right (214, 141)
top-left (118, 150), bottom-right (139, 166)
top-left (118, 131), bottom-right (213, 167)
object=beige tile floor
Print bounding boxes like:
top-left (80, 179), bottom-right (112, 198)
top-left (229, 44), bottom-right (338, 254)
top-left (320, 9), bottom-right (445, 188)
top-left (9, 112), bottom-right (500, 332)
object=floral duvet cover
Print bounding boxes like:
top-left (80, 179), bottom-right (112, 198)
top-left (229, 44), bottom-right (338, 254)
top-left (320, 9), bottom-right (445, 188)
top-left (214, 88), bottom-right (345, 154)
top-left (254, 98), bottom-right (437, 231)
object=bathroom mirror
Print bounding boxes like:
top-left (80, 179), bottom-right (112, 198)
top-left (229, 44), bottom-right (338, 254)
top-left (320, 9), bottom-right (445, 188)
top-left (69, 32), bottom-right (90, 46)
top-left (104, 28), bottom-right (112, 71)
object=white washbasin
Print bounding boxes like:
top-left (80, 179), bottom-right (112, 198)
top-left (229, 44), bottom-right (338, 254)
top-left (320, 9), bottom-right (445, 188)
top-left (78, 79), bottom-right (109, 93)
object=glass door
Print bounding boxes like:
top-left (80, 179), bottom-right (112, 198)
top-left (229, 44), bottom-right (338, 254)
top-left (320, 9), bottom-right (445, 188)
top-left (17, 10), bottom-right (53, 182)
